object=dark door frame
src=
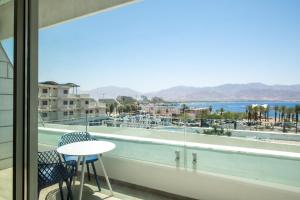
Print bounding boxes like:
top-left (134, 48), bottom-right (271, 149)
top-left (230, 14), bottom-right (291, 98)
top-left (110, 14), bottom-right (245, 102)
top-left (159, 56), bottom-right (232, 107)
top-left (13, 0), bottom-right (38, 199)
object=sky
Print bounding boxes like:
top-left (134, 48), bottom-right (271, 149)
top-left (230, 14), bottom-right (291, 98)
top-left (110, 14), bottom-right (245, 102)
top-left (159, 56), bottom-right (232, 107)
top-left (3, 0), bottom-right (300, 92)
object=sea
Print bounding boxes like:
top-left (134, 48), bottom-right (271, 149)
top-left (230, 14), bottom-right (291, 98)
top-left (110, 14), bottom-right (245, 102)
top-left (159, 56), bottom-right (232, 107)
top-left (181, 101), bottom-right (300, 117)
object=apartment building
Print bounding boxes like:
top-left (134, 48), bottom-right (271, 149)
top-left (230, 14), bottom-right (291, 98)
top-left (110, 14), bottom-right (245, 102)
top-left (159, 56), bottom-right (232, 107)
top-left (38, 81), bottom-right (106, 121)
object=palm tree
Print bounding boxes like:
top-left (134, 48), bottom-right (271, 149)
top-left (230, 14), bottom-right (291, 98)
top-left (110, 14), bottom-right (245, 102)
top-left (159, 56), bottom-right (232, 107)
top-left (280, 106), bottom-right (287, 122)
top-left (274, 105), bottom-right (279, 124)
top-left (246, 105), bottom-right (252, 122)
top-left (259, 106), bottom-right (265, 122)
top-left (209, 105), bottom-right (213, 113)
top-left (181, 104), bottom-right (189, 112)
top-left (287, 107), bottom-right (295, 122)
top-left (280, 106), bottom-right (287, 132)
top-left (220, 107), bottom-right (224, 116)
top-left (109, 103), bottom-right (114, 115)
top-left (295, 105), bottom-right (300, 133)
top-left (253, 106), bottom-right (259, 122)
top-left (265, 106), bottom-right (270, 121)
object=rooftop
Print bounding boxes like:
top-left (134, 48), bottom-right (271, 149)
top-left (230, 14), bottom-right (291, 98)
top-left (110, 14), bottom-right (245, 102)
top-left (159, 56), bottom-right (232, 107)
top-left (39, 81), bottom-right (80, 87)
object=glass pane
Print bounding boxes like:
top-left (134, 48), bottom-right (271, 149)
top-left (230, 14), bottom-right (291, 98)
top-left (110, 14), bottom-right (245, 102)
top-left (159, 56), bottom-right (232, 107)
top-left (0, 0), bottom-right (14, 199)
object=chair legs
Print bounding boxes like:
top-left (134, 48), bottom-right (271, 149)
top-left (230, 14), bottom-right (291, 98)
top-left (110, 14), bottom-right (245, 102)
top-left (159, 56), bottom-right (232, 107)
top-left (66, 179), bottom-right (73, 200)
top-left (58, 181), bottom-right (64, 200)
top-left (86, 163), bottom-right (91, 181)
top-left (91, 162), bottom-right (101, 191)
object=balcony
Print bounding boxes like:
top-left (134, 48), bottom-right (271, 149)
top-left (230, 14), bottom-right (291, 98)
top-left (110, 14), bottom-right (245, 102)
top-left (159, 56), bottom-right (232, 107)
top-left (38, 93), bottom-right (58, 98)
top-left (38, 105), bottom-right (58, 111)
top-left (32, 121), bottom-right (300, 200)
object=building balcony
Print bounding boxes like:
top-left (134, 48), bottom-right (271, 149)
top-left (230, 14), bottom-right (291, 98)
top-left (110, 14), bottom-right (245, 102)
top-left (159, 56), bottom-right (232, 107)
top-left (59, 105), bottom-right (77, 111)
top-left (38, 105), bottom-right (58, 111)
top-left (38, 94), bottom-right (58, 98)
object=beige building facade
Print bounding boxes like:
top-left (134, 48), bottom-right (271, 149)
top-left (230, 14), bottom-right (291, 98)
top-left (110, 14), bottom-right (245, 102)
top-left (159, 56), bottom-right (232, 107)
top-left (38, 81), bottom-right (106, 121)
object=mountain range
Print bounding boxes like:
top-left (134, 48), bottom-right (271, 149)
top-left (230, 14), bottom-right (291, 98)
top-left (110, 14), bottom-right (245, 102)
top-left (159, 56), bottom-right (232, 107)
top-left (81, 83), bottom-right (300, 101)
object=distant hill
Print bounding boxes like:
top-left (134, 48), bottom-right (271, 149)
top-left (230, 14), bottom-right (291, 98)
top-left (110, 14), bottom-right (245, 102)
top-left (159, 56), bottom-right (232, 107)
top-left (82, 83), bottom-right (300, 101)
top-left (145, 83), bottom-right (300, 101)
top-left (81, 86), bottom-right (141, 100)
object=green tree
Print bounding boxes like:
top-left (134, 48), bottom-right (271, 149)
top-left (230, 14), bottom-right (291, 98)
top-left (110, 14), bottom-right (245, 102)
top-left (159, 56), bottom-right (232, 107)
top-left (109, 104), bottom-right (114, 115)
top-left (117, 96), bottom-right (136, 104)
top-left (280, 106), bottom-right (287, 132)
top-left (295, 104), bottom-right (300, 133)
top-left (265, 106), bottom-right (270, 121)
top-left (125, 104), bottom-right (131, 113)
top-left (274, 105), bottom-right (279, 124)
top-left (246, 105), bottom-right (253, 122)
top-left (259, 106), bottom-right (265, 122)
top-left (209, 105), bottom-right (213, 113)
top-left (287, 107), bottom-right (294, 122)
top-left (220, 107), bottom-right (224, 116)
top-left (117, 105), bottom-right (124, 114)
top-left (181, 104), bottom-right (189, 113)
top-left (151, 97), bottom-right (165, 104)
top-left (253, 106), bottom-right (259, 122)
top-left (280, 106), bottom-right (287, 122)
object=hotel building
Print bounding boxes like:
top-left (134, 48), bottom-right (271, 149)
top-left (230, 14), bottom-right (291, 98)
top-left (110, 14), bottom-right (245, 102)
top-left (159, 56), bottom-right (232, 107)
top-left (38, 81), bottom-right (106, 121)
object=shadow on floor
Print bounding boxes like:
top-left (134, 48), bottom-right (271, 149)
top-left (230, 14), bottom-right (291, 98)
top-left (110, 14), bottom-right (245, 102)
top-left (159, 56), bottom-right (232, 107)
top-left (40, 176), bottom-right (194, 200)
top-left (45, 185), bottom-right (110, 200)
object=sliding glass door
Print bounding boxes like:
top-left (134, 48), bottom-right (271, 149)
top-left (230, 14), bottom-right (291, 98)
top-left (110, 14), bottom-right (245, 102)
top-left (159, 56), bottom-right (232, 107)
top-left (1, 0), bottom-right (38, 199)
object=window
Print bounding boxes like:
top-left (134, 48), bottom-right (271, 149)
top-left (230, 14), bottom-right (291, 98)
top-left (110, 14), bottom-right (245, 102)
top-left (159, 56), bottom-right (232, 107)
top-left (36, 1), bottom-right (300, 198)
top-left (42, 100), bottom-right (48, 106)
top-left (42, 88), bottom-right (48, 93)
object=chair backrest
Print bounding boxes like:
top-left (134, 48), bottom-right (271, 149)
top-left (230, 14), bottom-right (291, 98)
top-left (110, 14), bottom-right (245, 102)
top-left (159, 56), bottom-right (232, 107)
top-left (38, 150), bottom-right (61, 164)
top-left (38, 150), bottom-right (64, 190)
top-left (58, 132), bottom-right (96, 147)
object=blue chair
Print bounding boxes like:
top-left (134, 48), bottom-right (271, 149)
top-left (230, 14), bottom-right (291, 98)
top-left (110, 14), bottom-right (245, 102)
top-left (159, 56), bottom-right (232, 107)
top-left (38, 150), bottom-right (76, 200)
top-left (58, 132), bottom-right (101, 191)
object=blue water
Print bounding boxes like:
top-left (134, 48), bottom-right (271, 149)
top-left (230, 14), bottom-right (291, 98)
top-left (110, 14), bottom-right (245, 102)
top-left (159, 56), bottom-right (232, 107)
top-left (181, 101), bottom-right (300, 117)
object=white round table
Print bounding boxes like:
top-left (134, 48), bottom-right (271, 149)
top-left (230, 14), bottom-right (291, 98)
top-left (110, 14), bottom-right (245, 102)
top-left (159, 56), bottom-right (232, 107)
top-left (57, 141), bottom-right (116, 200)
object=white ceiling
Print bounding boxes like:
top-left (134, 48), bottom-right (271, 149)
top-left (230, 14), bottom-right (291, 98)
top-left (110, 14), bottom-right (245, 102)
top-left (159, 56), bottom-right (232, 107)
top-left (0, 0), bottom-right (137, 40)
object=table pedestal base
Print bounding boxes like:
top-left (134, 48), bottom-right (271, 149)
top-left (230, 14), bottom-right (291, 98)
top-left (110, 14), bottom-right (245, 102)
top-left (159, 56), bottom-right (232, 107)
top-left (77, 155), bottom-right (114, 200)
